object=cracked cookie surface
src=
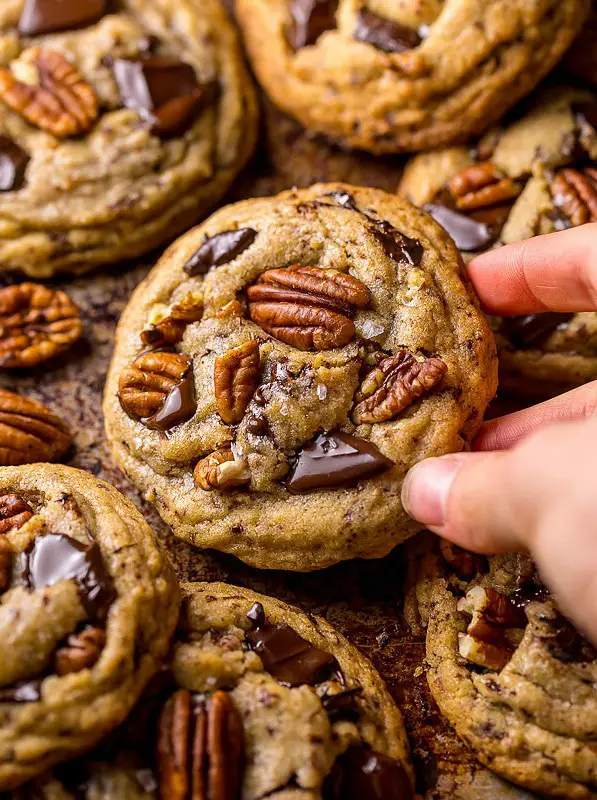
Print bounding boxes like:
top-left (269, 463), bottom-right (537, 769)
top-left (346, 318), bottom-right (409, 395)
top-left (104, 183), bottom-right (497, 571)
top-left (236, 0), bottom-right (588, 154)
top-left (0, 0), bottom-right (257, 278)
top-left (0, 464), bottom-right (179, 789)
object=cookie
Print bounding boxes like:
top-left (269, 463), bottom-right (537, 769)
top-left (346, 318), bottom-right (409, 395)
top-left (399, 85), bottom-right (597, 396)
top-left (17, 581), bottom-right (415, 799)
top-left (561, 2), bottom-right (597, 89)
top-left (103, 183), bottom-right (497, 571)
top-left (0, 0), bottom-right (257, 278)
top-left (405, 532), bottom-right (597, 799)
top-left (235, 0), bottom-right (588, 154)
top-left (0, 464), bottom-right (179, 789)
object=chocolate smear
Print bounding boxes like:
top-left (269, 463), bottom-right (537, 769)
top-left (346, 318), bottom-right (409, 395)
top-left (288, 0), bottom-right (339, 49)
top-left (19, 0), bottom-right (107, 36)
top-left (184, 228), bottom-right (258, 276)
top-left (321, 686), bottom-right (362, 722)
top-left (353, 9), bottom-right (421, 53)
top-left (0, 136), bottom-right (29, 193)
top-left (370, 219), bottom-right (423, 266)
top-left (0, 678), bottom-right (42, 703)
top-left (247, 621), bottom-right (337, 686)
top-left (501, 313), bottom-right (574, 349)
top-left (324, 746), bottom-right (414, 800)
top-left (23, 533), bottom-right (115, 622)
top-left (424, 203), bottom-right (496, 252)
top-left (142, 369), bottom-right (196, 432)
top-left (287, 430), bottom-right (393, 492)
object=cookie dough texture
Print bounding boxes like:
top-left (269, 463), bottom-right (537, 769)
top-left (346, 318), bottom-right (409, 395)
top-left (104, 183), bottom-right (497, 571)
top-left (399, 85), bottom-right (597, 395)
top-left (0, 0), bottom-right (257, 278)
top-left (236, 0), bottom-right (588, 154)
top-left (406, 533), bottom-right (597, 799)
top-left (0, 464), bottom-right (179, 789)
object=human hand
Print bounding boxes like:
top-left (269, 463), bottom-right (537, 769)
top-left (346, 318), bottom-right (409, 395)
top-left (401, 223), bottom-right (597, 642)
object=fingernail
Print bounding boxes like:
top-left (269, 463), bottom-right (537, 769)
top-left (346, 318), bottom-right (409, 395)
top-left (401, 456), bottom-right (464, 527)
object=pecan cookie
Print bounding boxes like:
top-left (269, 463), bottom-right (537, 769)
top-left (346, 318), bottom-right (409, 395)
top-left (235, 0), bottom-right (588, 154)
top-left (103, 183), bottom-right (497, 571)
top-left (405, 532), bottom-right (597, 799)
top-left (0, 0), bottom-right (257, 278)
top-left (399, 85), bottom-right (597, 396)
top-left (0, 464), bottom-right (179, 788)
top-left (17, 581), bottom-right (414, 799)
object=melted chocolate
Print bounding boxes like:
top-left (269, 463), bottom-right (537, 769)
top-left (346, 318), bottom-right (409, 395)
top-left (246, 601), bottom-right (266, 629)
top-left (286, 430), bottom-right (394, 492)
top-left (247, 622), bottom-right (337, 686)
top-left (0, 679), bottom-right (42, 703)
top-left (321, 686), bottom-right (362, 722)
top-left (288, 0), bottom-right (338, 49)
top-left (424, 203), bottom-right (496, 252)
top-left (370, 219), bottom-right (423, 266)
top-left (326, 191), bottom-right (358, 211)
top-left (324, 746), bottom-right (414, 800)
top-left (184, 228), bottom-right (258, 276)
top-left (353, 9), bottom-right (421, 53)
top-left (0, 136), bottom-right (29, 193)
top-left (501, 313), bottom-right (574, 349)
top-left (23, 533), bottom-right (115, 622)
top-left (19, 0), bottom-right (107, 36)
top-left (142, 369), bottom-right (196, 432)
top-left (110, 57), bottom-right (213, 137)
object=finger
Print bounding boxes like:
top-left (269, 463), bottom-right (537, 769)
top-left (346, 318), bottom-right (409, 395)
top-left (467, 224), bottom-right (597, 315)
top-left (474, 381), bottom-right (597, 451)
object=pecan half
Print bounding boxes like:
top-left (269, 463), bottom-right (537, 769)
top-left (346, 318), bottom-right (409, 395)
top-left (0, 283), bottom-right (82, 368)
top-left (551, 167), bottom-right (597, 226)
top-left (447, 162), bottom-right (521, 211)
top-left (55, 626), bottom-right (106, 676)
top-left (0, 388), bottom-right (71, 465)
top-left (352, 351), bottom-right (446, 424)
top-left (0, 493), bottom-right (33, 534)
top-left (0, 538), bottom-right (12, 593)
top-left (247, 265), bottom-right (370, 351)
top-left (194, 448), bottom-right (250, 491)
top-left (0, 48), bottom-right (98, 137)
top-left (157, 689), bottom-right (244, 800)
top-left (141, 293), bottom-right (203, 348)
top-left (214, 341), bottom-right (260, 424)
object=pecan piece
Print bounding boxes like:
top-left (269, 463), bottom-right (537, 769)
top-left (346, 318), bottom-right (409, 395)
top-left (0, 538), bottom-right (13, 593)
top-left (247, 265), bottom-right (370, 351)
top-left (141, 294), bottom-right (203, 348)
top-left (194, 448), bottom-right (250, 491)
top-left (55, 626), bottom-right (106, 676)
top-left (0, 283), bottom-right (82, 368)
top-left (551, 167), bottom-right (597, 226)
top-left (0, 493), bottom-right (33, 534)
top-left (352, 351), bottom-right (446, 424)
top-left (214, 340), bottom-right (260, 424)
top-left (157, 689), bottom-right (244, 800)
top-left (0, 48), bottom-right (98, 137)
top-left (0, 388), bottom-right (71, 465)
top-left (447, 162), bottom-right (521, 211)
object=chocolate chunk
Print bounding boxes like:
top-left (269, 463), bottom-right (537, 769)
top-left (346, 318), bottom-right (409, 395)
top-left (287, 0), bottom-right (338, 49)
top-left (143, 369), bottom-right (196, 432)
top-left (0, 136), bottom-right (29, 193)
top-left (184, 229), bottom-right (258, 276)
top-left (19, 0), bottom-right (107, 36)
top-left (325, 191), bottom-right (359, 211)
top-left (287, 430), bottom-right (393, 492)
top-left (370, 219), bottom-right (423, 266)
top-left (424, 204), bottom-right (496, 252)
top-left (245, 413), bottom-right (271, 438)
top-left (23, 533), bottom-right (115, 622)
top-left (247, 622), bottom-right (336, 685)
top-left (501, 313), bottom-right (574, 349)
top-left (110, 57), bottom-right (213, 137)
top-left (353, 9), bottom-right (421, 53)
top-left (321, 686), bottom-right (362, 722)
top-left (324, 746), bottom-right (414, 800)
top-left (0, 678), bottom-right (42, 703)
top-left (246, 601), bottom-right (266, 629)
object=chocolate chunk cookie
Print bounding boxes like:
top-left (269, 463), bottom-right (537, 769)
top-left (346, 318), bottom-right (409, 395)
top-left (405, 532), bottom-right (597, 799)
top-left (0, 0), bottom-right (257, 278)
top-left (235, 0), bottom-right (588, 154)
top-left (103, 183), bottom-right (497, 571)
top-left (399, 85), bottom-right (597, 396)
top-left (0, 464), bottom-right (179, 789)
top-left (17, 581), bottom-right (415, 799)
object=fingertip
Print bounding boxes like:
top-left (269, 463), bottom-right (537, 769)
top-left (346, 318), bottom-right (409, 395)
top-left (401, 455), bottom-right (465, 527)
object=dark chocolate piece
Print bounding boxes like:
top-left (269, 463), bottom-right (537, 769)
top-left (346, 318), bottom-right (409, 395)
top-left (321, 686), bottom-right (362, 722)
top-left (246, 601), bottom-right (266, 629)
top-left (286, 430), bottom-right (393, 492)
top-left (18, 0), bottom-right (107, 36)
top-left (23, 533), bottom-right (115, 621)
top-left (353, 9), bottom-right (421, 53)
top-left (326, 191), bottom-right (358, 211)
top-left (0, 136), bottom-right (30, 193)
top-left (0, 679), bottom-right (42, 703)
top-left (142, 369), bottom-right (196, 432)
top-left (324, 745), bottom-right (414, 800)
top-left (501, 313), bottom-right (574, 349)
top-left (424, 203), bottom-right (496, 252)
top-left (370, 219), bottom-right (423, 266)
top-left (247, 622), bottom-right (336, 685)
top-left (288, 0), bottom-right (338, 49)
top-left (184, 228), bottom-right (258, 276)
